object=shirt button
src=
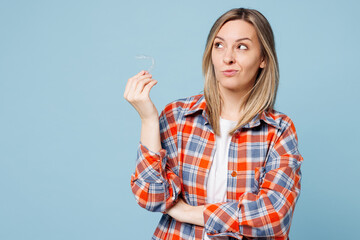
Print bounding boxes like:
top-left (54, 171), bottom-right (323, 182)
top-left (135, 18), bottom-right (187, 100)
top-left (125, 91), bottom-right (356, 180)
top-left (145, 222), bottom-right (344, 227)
top-left (231, 171), bottom-right (237, 177)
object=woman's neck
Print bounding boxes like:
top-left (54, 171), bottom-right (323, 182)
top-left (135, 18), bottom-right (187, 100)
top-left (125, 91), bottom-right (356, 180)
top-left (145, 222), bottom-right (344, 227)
top-left (219, 87), bottom-right (251, 121)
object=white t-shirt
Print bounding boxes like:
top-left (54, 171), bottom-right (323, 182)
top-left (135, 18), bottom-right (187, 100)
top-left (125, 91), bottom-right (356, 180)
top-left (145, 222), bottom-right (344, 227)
top-left (204, 117), bottom-right (237, 240)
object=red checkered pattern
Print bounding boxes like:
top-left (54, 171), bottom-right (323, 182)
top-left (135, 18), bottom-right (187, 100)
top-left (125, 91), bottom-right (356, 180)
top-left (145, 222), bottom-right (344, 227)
top-left (130, 94), bottom-right (303, 239)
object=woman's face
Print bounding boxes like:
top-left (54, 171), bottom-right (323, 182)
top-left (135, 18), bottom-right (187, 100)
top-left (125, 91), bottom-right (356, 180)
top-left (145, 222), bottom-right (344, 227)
top-left (211, 19), bottom-right (265, 94)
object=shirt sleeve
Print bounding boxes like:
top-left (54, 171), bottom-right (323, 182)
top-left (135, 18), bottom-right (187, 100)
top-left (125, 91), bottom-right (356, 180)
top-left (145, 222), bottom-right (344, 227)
top-left (130, 105), bottom-right (182, 213)
top-left (203, 117), bottom-right (304, 239)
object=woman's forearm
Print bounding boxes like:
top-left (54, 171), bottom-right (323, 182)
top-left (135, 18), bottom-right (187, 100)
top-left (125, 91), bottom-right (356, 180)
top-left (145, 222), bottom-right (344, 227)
top-left (166, 199), bottom-right (205, 226)
top-left (124, 70), bottom-right (161, 153)
top-left (140, 118), bottom-right (162, 153)
top-left (184, 204), bottom-right (205, 226)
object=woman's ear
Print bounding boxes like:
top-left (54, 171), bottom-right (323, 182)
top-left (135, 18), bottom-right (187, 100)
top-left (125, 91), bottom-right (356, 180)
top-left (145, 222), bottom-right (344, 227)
top-left (260, 57), bottom-right (266, 69)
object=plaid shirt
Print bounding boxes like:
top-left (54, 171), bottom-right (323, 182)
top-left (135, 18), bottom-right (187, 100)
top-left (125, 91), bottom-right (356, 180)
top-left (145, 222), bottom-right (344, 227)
top-left (130, 94), bottom-right (303, 240)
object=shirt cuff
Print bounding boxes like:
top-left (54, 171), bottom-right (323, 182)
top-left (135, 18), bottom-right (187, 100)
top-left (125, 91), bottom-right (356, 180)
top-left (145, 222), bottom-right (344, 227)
top-left (203, 202), bottom-right (240, 238)
top-left (133, 141), bottom-right (167, 183)
top-left (138, 141), bottom-right (167, 163)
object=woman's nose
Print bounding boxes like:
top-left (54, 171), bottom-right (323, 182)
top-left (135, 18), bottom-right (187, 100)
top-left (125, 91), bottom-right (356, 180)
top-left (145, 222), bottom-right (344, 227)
top-left (223, 49), bottom-right (235, 64)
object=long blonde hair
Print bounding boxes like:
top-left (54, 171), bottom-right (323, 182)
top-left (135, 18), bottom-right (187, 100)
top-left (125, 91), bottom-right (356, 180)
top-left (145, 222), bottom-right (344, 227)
top-left (202, 8), bottom-right (279, 135)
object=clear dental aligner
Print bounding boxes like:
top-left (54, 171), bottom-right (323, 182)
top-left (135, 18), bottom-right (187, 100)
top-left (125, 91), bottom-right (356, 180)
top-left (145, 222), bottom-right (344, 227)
top-left (135, 55), bottom-right (155, 73)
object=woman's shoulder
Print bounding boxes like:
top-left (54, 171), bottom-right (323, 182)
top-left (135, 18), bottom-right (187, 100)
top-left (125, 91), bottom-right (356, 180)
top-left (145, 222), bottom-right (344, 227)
top-left (265, 109), bottom-right (299, 132)
top-left (161, 93), bottom-right (204, 116)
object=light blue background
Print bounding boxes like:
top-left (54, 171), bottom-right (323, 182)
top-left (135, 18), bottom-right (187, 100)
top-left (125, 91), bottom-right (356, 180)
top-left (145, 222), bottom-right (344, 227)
top-left (1, 0), bottom-right (359, 239)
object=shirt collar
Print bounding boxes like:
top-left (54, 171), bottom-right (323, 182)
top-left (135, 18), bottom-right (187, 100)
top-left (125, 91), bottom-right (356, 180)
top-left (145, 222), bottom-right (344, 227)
top-left (242, 111), bottom-right (281, 130)
top-left (184, 94), bottom-right (281, 130)
top-left (184, 94), bottom-right (207, 117)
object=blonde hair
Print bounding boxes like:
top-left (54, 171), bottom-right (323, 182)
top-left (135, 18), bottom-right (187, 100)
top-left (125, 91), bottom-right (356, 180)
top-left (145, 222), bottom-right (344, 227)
top-left (202, 8), bottom-right (279, 136)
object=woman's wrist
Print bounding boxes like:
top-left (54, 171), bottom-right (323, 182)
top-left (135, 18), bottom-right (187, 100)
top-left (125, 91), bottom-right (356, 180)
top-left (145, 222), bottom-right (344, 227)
top-left (141, 115), bottom-right (159, 124)
top-left (182, 204), bottom-right (205, 226)
top-left (190, 205), bottom-right (205, 226)
top-left (140, 116), bottom-right (161, 153)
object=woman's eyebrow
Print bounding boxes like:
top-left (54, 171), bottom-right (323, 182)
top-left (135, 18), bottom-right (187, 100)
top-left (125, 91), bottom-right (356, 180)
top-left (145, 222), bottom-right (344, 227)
top-left (215, 36), bottom-right (252, 42)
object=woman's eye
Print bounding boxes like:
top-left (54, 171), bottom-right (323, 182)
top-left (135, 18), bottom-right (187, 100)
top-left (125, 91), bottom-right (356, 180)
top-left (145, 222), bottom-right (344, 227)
top-left (214, 42), bottom-right (223, 48)
top-left (238, 44), bottom-right (247, 50)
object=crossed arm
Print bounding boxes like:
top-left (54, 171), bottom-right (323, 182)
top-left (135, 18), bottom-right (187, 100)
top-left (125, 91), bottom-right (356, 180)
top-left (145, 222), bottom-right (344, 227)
top-left (166, 198), bottom-right (205, 226)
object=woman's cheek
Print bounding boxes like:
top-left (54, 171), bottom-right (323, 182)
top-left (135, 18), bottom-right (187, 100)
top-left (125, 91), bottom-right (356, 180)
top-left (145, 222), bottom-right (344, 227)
top-left (244, 57), bottom-right (261, 73)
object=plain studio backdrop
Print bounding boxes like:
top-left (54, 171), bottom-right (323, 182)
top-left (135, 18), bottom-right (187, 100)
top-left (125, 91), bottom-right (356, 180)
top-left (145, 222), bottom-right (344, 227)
top-left (1, 0), bottom-right (359, 239)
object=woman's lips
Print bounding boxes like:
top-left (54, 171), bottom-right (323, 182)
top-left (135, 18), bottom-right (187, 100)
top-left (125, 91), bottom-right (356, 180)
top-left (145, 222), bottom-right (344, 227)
top-left (222, 70), bottom-right (238, 77)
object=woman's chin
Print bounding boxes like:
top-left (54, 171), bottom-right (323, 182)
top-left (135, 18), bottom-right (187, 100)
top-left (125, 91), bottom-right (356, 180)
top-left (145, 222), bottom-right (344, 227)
top-left (219, 83), bottom-right (246, 93)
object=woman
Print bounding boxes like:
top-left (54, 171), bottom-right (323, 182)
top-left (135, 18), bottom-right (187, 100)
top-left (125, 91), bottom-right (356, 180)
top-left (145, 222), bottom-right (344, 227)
top-left (124, 8), bottom-right (303, 240)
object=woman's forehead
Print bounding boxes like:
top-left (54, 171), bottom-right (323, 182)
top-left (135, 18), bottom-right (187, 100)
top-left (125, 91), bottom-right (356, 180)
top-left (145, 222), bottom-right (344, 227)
top-left (217, 20), bottom-right (257, 41)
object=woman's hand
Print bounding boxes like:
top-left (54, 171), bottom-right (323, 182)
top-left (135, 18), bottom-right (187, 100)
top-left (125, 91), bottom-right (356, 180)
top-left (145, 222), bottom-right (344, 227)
top-left (124, 70), bottom-right (159, 121)
top-left (166, 198), bottom-right (205, 226)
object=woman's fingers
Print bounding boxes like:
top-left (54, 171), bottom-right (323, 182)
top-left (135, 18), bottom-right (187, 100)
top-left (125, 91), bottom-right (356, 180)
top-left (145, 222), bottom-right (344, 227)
top-left (124, 70), bottom-right (145, 98)
top-left (129, 74), bottom-right (152, 99)
top-left (141, 79), bottom-right (157, 97)
top-left (124, 71), bottom-right (150, 99)
top-left (124, 71), bottom-right (159, 120)
top-left (134, 77), bottom-right (155, 95)
top-left (124, 71), bottom-right (158, 104)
